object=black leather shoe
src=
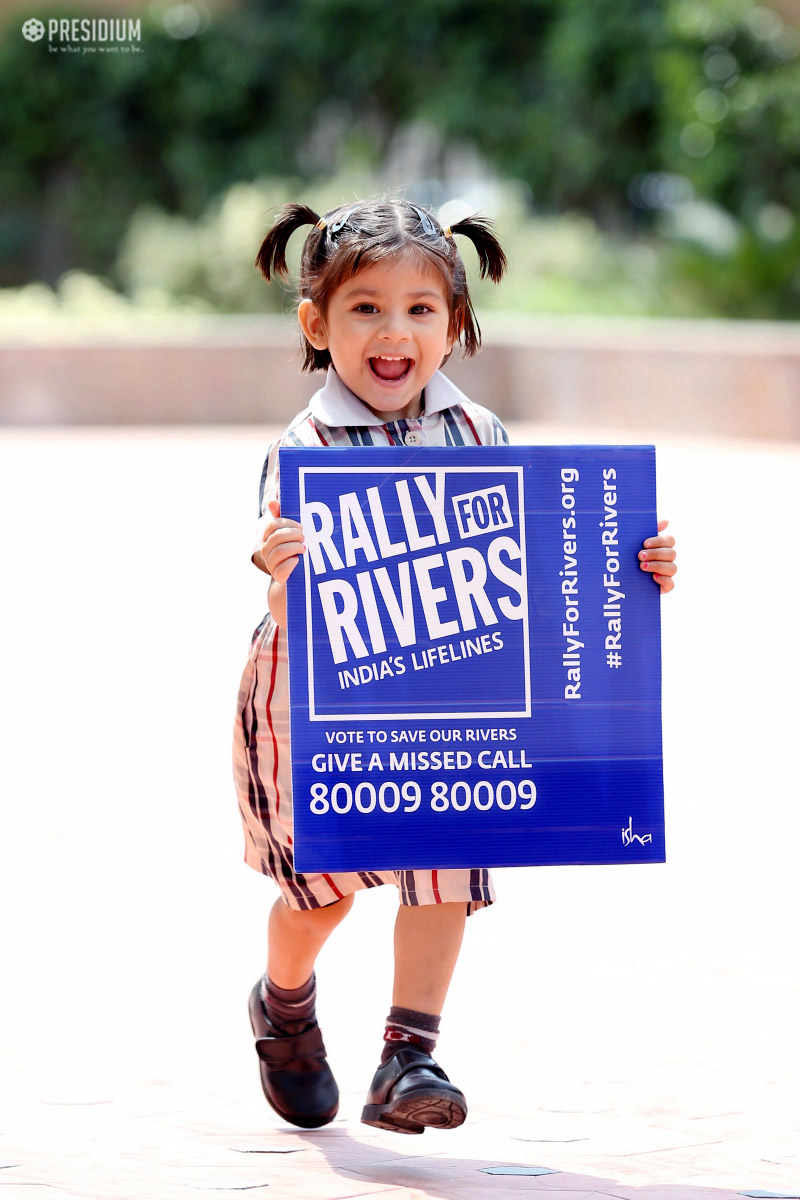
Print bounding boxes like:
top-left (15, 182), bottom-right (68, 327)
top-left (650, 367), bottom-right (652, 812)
top-left (248, 981), bottom-right (339, 1129)
top-left (361, 1045), bottom-right (467, 1134)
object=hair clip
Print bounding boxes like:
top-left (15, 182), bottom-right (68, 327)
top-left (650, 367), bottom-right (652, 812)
top-left (411, 204), bottom-right (438, 237)
top-left (442, 225), bottom-right (453, 239)
top-left (315, 217), bottom-right (327, 231)
top-left (328, 207), bottom-right (356, 234)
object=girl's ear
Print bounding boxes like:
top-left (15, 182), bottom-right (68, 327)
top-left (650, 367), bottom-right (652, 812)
top-left (298, 298), bottom-right (328, 349)
top-left (444, 310), bottom-right (463, 357)
top-left (440, 323), bottom-right (458, 366)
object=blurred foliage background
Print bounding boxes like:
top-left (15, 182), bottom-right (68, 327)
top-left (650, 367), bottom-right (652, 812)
top-left (1, 0), bottom-right (799, 323)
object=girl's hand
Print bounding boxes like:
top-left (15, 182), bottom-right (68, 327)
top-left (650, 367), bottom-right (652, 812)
top-left (259, 498), bottom-right (305, 582)
top-left (639, 519), bottom-right (677, 594)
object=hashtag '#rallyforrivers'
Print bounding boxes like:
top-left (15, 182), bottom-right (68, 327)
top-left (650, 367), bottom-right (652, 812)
top-left (606, 651), bottom-right (622, 668)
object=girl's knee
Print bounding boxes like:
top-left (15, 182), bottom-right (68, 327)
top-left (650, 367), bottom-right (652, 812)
top-left (279, 892), bottom-right (354, 930)
top-left (321, 892), bottom-right (354, 924)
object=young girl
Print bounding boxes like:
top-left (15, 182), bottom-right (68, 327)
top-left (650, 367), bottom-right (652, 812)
top-left (232, 198), bottom-right (677, 1136)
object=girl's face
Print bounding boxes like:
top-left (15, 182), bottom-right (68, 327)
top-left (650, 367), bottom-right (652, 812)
top-left (298, 252), bottom-right (455, 421)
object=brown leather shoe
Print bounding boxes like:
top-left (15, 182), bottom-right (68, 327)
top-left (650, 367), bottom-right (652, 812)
top-left (248, 981), bottom-right (339, 1129)
top-left (361, 1045), bottom-right (467, 1134)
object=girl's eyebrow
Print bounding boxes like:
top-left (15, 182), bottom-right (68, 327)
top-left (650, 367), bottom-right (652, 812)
top-left (342, 286), bottom-right (444, 301)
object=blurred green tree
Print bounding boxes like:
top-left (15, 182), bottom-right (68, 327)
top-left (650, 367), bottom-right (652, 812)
top-left (0, 0), bottom-right (798, 314)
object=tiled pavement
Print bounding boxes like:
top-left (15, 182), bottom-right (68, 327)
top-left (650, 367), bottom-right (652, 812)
top-left (1, 423), bottom-right (798, 1200)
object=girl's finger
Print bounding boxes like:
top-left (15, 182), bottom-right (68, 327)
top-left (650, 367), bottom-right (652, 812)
top-left (643, 534), bottom-right (675, 550)
top-left (640, 559), bottom-right (677, 576)
top-left (267, 498), bottom-right (281, 519)
top-left (657, 518), bottom-right (669, 533)
top-left (263, 529), bottom-right (305, 557)
top-left (264, 525), bottom-right (305, 547)
top-left (655, 575), bottom-right (674, 594)
top-left (265, 540), bottom-right (305, 567)
top-left (639, 547), bottom-right (676, 562)
top-left (271, 556), bottom-right (299, 583)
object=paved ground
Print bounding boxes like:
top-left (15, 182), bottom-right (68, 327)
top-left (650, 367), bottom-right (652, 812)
top-left (1, 422), bottom-right (798, 1200)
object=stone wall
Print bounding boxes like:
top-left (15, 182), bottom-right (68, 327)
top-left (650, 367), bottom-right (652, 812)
top-left (1, 315), bottom-right (798, 438)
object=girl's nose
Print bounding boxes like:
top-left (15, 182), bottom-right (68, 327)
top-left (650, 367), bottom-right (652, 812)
top-left (378, 309), bottom-right (411, 341)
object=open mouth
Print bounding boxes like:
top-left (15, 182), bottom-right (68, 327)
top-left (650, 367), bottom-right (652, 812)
top-left (369, 355), bottom-right (413, 383)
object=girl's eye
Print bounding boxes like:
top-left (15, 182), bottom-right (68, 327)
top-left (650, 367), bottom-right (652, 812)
top-left (410, 304), bottom-right (432, 315)
top-left (354, 303), bottom-right (378, 314)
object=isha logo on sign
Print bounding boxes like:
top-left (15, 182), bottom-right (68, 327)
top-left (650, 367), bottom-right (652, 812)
top-left (298, 465), bottom-right (531, 721)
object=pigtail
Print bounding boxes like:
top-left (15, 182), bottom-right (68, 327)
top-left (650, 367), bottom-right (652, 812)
top-left (458, 297), bottom-right (482, 358)
top-left (450, 214), bottom-right (508, 284)
top-left (255, 204), bottom-right (322, 281)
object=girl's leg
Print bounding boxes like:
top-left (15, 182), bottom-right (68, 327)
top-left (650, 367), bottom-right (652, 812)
top-left (392, 900), bottom-right (467, 1012)
top-left (251, 894), bottom-right (353, 1130)
top-left (267, 892), bottom-right (354, 988)
top-left (361, 900), bottom-right (469, 1134)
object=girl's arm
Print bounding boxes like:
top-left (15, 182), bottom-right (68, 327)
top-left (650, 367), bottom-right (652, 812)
top-left (268, 578), bottom-right (289, 628)
top-left (258, 498), bottom-right (306, 625)
top-left (639, 519), bottom-right (677, 594)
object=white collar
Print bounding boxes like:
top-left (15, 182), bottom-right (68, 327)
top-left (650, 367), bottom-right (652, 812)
top-left (308, 366), bottom-right (470, 427)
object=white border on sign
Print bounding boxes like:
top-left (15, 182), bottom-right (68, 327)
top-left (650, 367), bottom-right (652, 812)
top-left (298, 465), bottom-right (531, 721)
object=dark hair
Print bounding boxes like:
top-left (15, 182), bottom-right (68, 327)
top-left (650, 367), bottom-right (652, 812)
top-left (254, 197), bottom-right (508, 371)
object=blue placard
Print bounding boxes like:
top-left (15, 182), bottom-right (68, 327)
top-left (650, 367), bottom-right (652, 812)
top-left (281, 445), bottom-right (664, 871)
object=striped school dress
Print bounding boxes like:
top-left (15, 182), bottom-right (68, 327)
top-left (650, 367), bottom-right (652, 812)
top-left (232, 366), bottom-right (509, 913)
